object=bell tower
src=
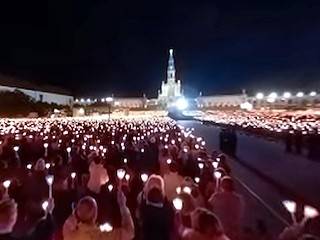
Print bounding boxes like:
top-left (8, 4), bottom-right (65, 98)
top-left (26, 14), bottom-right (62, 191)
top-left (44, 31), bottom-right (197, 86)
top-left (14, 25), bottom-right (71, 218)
top-left (167, 49), bottom-right (176, 83)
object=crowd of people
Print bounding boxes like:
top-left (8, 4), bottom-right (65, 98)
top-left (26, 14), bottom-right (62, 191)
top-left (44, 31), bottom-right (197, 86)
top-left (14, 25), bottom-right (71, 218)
top-left (0, 116), bottom-right (318, 240)
top-left (199, 110), bottom-right (320, 159)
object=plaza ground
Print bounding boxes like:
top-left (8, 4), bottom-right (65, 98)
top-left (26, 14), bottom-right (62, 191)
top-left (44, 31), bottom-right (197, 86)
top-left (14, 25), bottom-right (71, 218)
top-left (178, 120), bottom-right (320, 236)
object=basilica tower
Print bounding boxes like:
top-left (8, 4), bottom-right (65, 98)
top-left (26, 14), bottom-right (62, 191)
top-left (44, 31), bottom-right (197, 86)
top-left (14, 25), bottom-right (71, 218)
top-left (158, 49), bottom-right (182, 105)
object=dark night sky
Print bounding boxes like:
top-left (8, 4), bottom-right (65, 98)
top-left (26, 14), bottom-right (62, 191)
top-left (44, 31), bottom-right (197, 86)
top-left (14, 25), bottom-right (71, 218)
top-left (0, 0), bottom-right (320, 97)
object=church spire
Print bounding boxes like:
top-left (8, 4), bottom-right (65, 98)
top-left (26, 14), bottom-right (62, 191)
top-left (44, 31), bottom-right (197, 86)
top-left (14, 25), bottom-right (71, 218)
top-left (167, 49), bottom-right (176, 83)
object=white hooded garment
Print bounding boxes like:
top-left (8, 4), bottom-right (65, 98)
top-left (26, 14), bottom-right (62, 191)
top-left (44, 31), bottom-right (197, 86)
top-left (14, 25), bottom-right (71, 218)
top-left (87, 162), bottom-right (109, 194)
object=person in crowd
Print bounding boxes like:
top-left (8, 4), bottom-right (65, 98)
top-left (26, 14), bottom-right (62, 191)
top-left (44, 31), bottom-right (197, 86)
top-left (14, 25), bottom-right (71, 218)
top-left (208, 176), bottom-right (244, 240)
top-left (163, 161), bottom-right (184, 201)
top-left (180, 207), bottom-right (230, 240)
top-left (0, 197), bottom-right (55, 240)
top-left (63, 190), bottom-right (134, 240)
top-left (136, 174), bottom-right (174, 240)
top-left (87, 156), bottom-right (109, 194)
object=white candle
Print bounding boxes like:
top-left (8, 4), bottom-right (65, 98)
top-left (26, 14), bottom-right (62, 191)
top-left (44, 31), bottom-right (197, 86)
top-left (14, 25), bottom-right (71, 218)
top-left (3, 180), bottom-right (11, 197)
top-left (214, 171), bottom-right (222, 192)
top-left (117, 169), bottom-right (126, 180)
top-left (173, 197), bottom-right (183, 211)
top-left (99, 222), bottom-right (113, 232)
top-left (282, 200), bottom-right (297, 223)
top-left (45, 175), bottom-right (54, 198)
top-left (140, 173), bottom-right (148, 183)
top-left (44, 143), bottom-right (49, 157)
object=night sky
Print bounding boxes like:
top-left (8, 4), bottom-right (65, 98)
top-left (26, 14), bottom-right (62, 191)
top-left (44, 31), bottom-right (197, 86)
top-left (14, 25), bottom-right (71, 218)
top-left (0, 0), bottom-right (319, 97)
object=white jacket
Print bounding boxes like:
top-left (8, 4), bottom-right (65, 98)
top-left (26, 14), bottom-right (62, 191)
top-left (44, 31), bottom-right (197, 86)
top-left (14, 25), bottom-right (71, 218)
top-left (87, 162), bottom-right (109, 194)
top-left (63, 206), bottom-right (134, 240)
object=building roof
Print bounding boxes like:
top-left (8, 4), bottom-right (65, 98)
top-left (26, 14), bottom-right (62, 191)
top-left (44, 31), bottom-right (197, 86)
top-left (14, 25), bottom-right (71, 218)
top-left (0, 74), bottom-right (72, 96)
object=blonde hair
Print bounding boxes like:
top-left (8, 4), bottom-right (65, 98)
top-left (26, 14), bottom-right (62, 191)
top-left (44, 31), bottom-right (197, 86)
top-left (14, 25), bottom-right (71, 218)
top-left (76, 196), bottom-right (98, 224)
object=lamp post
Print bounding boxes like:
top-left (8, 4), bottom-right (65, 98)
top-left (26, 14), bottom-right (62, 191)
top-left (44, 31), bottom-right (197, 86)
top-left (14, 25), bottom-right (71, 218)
top-left (105, 97), bottom-right (113, 120)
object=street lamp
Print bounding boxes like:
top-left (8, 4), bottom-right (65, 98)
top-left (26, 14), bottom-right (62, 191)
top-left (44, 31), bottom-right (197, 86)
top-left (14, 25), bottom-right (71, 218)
top-left (283, 92), bottom-right (291, 99)
top-left (256, 92), bottom-right (264, 100)
top-left (309, 91), bottom-right (317, 97)
top-left (296, 92), bottom-right (304, 97)
top-left (175, 97), bottom-right (188, 111)
top-left (105, 97), bottom-right (113, 120)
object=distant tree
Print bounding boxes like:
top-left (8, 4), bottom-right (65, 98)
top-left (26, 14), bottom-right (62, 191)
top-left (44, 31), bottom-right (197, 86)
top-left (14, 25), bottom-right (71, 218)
top-left (0, 90), bottom-right (71, 117)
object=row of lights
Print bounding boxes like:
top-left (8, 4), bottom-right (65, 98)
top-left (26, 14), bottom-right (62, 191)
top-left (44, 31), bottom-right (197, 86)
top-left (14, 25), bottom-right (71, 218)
top-left (256, 91), bottom-right (317, 101)
top-left (75, 97), bottom-right (114, 103)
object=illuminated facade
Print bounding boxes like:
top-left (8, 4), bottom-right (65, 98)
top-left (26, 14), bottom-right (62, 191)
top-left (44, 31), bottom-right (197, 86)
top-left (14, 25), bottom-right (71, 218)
top-left (158, 49), bottom-right (182, 105)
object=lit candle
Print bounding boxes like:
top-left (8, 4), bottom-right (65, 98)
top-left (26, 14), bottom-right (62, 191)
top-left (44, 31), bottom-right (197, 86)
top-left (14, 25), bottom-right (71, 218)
top-left (117, 169), bottom-right (126, 180)
top-left (214, 171), bottom-right (222, 192)
top-left (125, 174), bottom-right (130, 181)
top-left (45, 175), bottom-right (54, 198)
top-left (107, 184), bottom-right (113, 192)
top-left (42, 200), bottom-right (49, 211)
top-left (43, 143), bottom-right (49, 157)
top-left (212, 162), bottom-right (218, 169)
top-left (194, 177), bottom-right (200, 183)
top-left (140, 173), bottom-right (148, 183)
top-left (3, 180), bottom-right (11, 197)
top-left (66, 147), bottom-right (72, 162)
top-left (13, 146), bottom-right (20, 160)
top-left (302, 205), bottom-right (319, 225)
top-left (182, 186), bottom-right (191, 194)
top-left (45, 163), bottom-right (51, 170)
top-left (282, 200), bottom-right (297, 223)
top-left (198, 163), bottom-right (204, 169)
top-left (172, 197), bottom-right (183, 211)
top-left (99, 222), bottom-right (113, 232)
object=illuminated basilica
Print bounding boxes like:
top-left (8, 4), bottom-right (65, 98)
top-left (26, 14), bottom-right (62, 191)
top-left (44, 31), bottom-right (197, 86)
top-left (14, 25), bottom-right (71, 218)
top-left (158, 49), bottom-right (182, 105)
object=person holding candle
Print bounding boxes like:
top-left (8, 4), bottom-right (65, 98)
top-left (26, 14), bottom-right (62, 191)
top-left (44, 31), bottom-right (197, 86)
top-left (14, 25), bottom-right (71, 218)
top-left (180, 208), bottom-right (230, 240)
top-left (87, 156), bottom-right (109, 194)
top-left (163, 162), bottom-right (184, 201)
top-left (63, 190), bottom-right (134, 240)
top-left (208, 176), bottom-right (244, 240)
top-left (0, 197), bottom-right (55, 240)
top-left (136, 174), bottom-right (174, 240)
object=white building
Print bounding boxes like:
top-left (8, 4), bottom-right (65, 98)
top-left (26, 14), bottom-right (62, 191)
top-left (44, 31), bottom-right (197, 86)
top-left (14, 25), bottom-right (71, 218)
top-left (158, 49), bottom-right (182, 105)
top-left (0, 74), bottom-right (74, 106)
top-left (196, 93), bottom-right (247, 109)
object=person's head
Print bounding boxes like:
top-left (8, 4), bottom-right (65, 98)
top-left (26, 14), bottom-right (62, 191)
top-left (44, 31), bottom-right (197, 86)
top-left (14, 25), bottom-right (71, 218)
top-left (220, 176), bottom-right (234, 192)
top-left (34, 158), bottom-right (45, 172)
top-left (93, 156), bottom-right (101, 164)
top-left (147, 188), bottom-right (164, 204)
top-left (0, 199), bottom-right (18, 234)
top-left (179, 193), bottom-right (196, 215)
top-left (299, 235), bottom-right (320, 240)
top-left (169, 161), bottom-right (178, 173)
top-left (191, 208), bottom-right (223, 236)
top-left (144, 174), bottom-right (165, 202)
top-left (75, 196), bottom-right (98, 225)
